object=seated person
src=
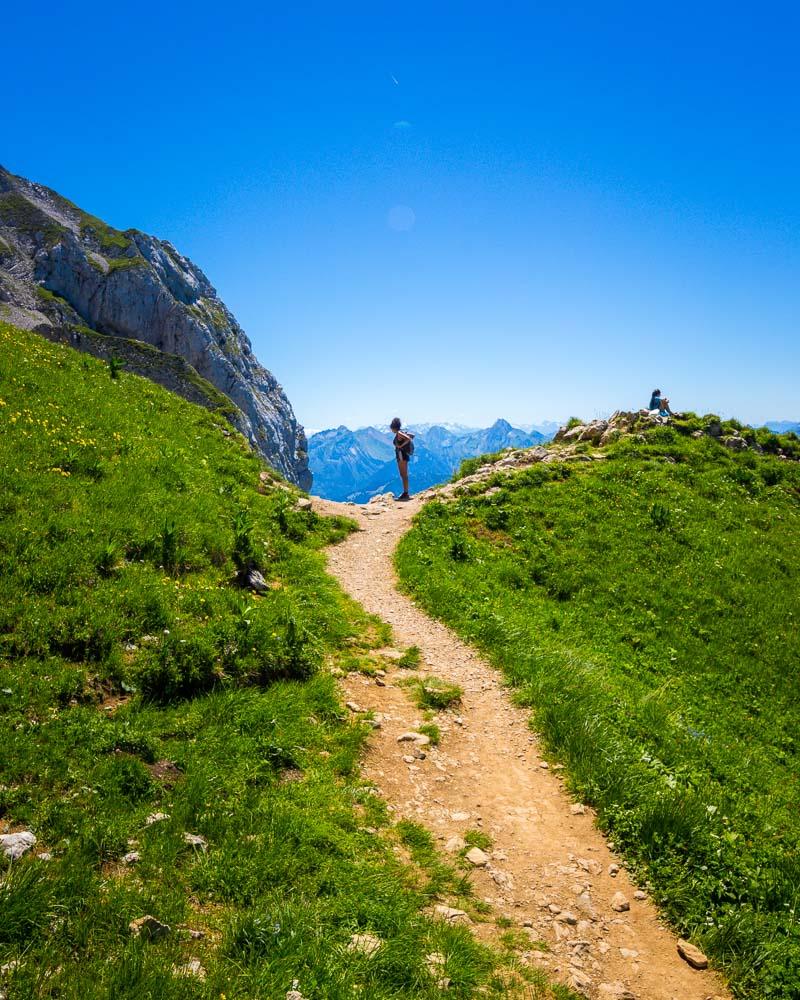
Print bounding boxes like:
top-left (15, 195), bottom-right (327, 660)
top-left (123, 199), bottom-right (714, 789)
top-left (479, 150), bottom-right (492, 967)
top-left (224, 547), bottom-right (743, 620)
top-left (649, 388), bottom-right (674, 417)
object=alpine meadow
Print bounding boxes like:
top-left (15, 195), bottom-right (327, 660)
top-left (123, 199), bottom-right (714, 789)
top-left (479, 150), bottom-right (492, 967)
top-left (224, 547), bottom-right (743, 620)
top-left (0, 324), bottom-right (580, 1000)
top-left (396, 415), bottom-right (800, 999)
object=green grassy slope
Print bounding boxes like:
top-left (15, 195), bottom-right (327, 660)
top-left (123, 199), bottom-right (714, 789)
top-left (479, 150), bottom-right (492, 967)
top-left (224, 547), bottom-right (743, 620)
top-left (0, 324), bottom-right (575, 1000)
top-left (396, 421), bottom-right (800, 1000)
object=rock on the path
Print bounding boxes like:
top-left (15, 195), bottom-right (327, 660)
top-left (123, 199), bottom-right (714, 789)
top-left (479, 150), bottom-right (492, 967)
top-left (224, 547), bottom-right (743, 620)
top-left (465, 846), bottom-right (489, 866)
top-left (348, 932), bottom-right (383, 956)
top-left (345, 701), bottom-right (360, 712)
top-left (570, 803), bottom-right (586, 815)
top-left (556, 911), bottom-right (578, 925)
top-left (608, 863), bottom-right (620, 877)
top-left (570, 968), bottom-right (593, 993)
top-left (0, 832), bottom-right (36, 860)
top-left (433, 904), bottom-right (472, 925)
top-left (444, 835), bottom-right (466, 853)
top-left (129, 915), bottom-right (170, 940)
top-left (295, 497), bottom-right (313, 512)
top-left (611, 891), bottom-right (630, 912)
top-left (633, 889), bottom-right (647, 900)
top-left (402, 755), bottom-right (416, 764)
top-left (677, 938), bottom-right (709, 969)
top-left (397, 731), bottom-right (430, 746)
top-left (620, 948), bottom-right (639, 960)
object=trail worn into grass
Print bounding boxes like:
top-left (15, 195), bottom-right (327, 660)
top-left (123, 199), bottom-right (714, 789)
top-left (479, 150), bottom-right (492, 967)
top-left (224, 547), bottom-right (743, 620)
top-left (315, 493), bottom-right (729, 1000)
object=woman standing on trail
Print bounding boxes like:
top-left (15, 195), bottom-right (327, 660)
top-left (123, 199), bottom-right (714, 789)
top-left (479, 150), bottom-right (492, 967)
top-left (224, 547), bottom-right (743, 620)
top-left (390, 417), bottom-right (414, 501)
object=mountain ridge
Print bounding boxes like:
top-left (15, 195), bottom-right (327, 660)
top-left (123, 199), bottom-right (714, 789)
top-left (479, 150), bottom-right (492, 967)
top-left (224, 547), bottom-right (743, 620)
top-left (0, 165), bottom-right (310, 487)
top-left (309, 419), bottom-right (548, 501)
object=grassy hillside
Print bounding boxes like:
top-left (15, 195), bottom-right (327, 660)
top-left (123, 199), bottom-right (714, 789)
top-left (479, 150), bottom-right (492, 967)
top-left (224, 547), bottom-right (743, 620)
top-left (396, 419), bottom-right (800, 999)
top-left (0, 324), bottom-right (573, 1000)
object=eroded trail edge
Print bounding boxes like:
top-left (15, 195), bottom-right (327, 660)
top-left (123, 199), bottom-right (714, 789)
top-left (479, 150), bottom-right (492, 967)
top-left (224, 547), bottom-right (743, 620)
top-left (315, 493), bottom-right (728, 1000)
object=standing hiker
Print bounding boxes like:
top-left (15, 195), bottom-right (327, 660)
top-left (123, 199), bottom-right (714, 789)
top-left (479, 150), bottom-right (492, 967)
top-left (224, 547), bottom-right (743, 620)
top-left (390, 417), bottom-right (414, 501)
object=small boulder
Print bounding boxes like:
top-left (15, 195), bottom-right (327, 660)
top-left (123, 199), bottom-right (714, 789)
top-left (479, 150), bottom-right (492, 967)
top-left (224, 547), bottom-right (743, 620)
top-left (611, 891), bottom-right (630, 912)
top-left (245, 568), bottom-right (268, 593)
top-left (129, 915), bottom-right (170, 940)
top-left (295, 497), bottom-right (313, 512)
top-left (433, 904), bottom-right (472, 924)
top-left (0, 832), bottom-right (36, 860)
top-left (677, 938), bottom-right (709, 970)
top-left (465, 847), bottom-right (489, 867)
top-left (570, 803), bottom-right (586, 816)
top-left (183, 833), bottom-right (207, 851)
top-left (444, 835), bottom-right (466, 853)
top-left (348, 932), bottom-right (383, 956)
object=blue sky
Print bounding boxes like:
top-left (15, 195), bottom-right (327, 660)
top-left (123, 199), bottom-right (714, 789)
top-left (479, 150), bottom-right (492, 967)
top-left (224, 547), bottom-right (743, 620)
top-left (5, 2), bottom-right (799, 429)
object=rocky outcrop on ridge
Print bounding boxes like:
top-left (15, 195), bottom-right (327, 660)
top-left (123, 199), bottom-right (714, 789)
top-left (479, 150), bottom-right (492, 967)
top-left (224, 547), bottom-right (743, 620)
top-left (0, 166), bottom-right (310, 488)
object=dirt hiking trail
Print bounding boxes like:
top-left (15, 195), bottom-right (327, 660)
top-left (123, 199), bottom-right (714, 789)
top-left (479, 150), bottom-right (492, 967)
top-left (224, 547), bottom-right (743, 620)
top-left (315, 492), bottom-right (729, 1000)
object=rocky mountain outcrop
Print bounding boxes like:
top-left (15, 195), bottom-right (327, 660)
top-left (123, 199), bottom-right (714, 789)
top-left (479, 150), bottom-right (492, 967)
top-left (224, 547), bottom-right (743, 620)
top-left (0, 165), bottom-right (310, 488)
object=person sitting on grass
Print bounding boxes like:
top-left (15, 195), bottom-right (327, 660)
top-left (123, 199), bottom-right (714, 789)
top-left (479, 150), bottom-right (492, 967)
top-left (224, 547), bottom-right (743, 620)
top-left (390, 416), bottom-right (414, 501)
top-left (649, 388), bottom-right (674, 418)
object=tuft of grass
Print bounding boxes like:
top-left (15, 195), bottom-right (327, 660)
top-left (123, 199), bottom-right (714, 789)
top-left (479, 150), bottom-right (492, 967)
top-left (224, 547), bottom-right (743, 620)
top-left (397, 422), bottom-right (800, 999)
top-left (398, 644), bottom-right (422, 668)
top-left (402, 676), bottom-right (463, 712)
top-left (416, 722), bottom-right (441, 746)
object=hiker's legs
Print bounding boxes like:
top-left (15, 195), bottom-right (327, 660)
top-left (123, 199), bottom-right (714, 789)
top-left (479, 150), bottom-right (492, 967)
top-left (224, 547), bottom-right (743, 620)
top-left (396, 457), bottom-right (409, 496)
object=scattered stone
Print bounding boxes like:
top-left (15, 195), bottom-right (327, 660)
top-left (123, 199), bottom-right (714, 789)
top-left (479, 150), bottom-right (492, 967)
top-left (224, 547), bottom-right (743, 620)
top-left (402, 755), bottom-right (416, 764)
top-left (577, 857), bottom-right (603, 875)
top-left (375, 677), bottom-right (386, 687)
top-left (608, 863), bottom-right (620, 877)
top-left (129, 915), bottom-right (170, 940)
top-left (570, 968), bottom-right (593, 992)
top-left (611, 891), bottom-right (630, 912)
top-left (444, 835), bottom-right (466, 853)
top-left (465, 847), bottom-right (489, 867)
top-left (539, 761), bottom-right (549, 769)
top-left (575, 893), bottom-right (597, 919)
top-left (620, 948), bottom-right (639, 960)
top-left (173, 959), bottom-right (205, 979)
top-left (522, 918), bottom-right (533, 928)
top-left (36, 851), bottom-right (52, 861)
top-left (633, 889), bottom-right (647, 900)
top-left (450, 811), bottom-right (470, 821)
top-left (380, 648), bottom-right (406, 662)
top-left (177, 926), bottom-right (206, 940)
top-left (144, 812), bottom-right (170, 826)
top-left (348, 932), bottom-right (383, 956)
top-left (570, 803), bottom-right (586, 815)
top-left (346, 702), bottom-right (360, 712)
top-left (556, 911), bottom-right (578, 925)
top-left (122, 851), bottom-right (141, 865)
top-left (295, 497), bottom-right (313, 512)
top-left (677, 938), bottom-right (709, 970)
top-left (0, 832), bottom-right (36, 860)
top-left (183, 833), bottom-right (207, 850)
top-left (286, 978), bottom-right (305, 1000)
top-left (397, 731), bottom-right (430, 746)
top-left (433, 904), bottom-right (472, 925)
top-left (245, 568), bottom-right (268, 593)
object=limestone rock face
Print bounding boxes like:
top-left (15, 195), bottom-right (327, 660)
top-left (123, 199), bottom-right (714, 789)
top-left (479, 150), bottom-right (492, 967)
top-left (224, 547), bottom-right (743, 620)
top-left (0, 165), bottom-right (310, 488)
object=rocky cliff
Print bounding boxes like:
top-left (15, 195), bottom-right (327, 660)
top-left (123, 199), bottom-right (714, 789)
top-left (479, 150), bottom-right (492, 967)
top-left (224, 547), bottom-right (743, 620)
top-left (0, 166), bottom-right (310, 488)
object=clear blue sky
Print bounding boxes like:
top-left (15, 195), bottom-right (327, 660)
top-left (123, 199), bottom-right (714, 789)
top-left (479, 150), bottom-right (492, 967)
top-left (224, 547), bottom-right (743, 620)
top-left (5, 2), bottom-right (799, 429)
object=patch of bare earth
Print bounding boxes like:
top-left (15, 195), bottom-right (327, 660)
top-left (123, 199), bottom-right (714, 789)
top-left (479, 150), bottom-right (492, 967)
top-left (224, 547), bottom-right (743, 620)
top-left (314, 493), bottom-right (729, 1000)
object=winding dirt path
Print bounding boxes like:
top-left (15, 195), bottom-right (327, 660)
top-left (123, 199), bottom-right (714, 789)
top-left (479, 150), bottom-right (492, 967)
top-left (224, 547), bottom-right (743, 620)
top-left (315, 493), bottom-right (729, 1000)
